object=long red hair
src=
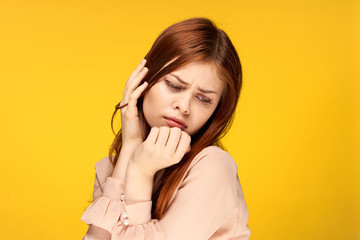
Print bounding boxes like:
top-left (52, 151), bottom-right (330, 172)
top-left (107, 17), bottom-right (242, 219)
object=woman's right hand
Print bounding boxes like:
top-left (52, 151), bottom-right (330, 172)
top-left (119, 59), bottom-right (149, 151)
top-left (129, 126), bottom-right (192, 179)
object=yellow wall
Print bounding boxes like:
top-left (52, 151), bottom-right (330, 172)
top-left (0, 0), bottom-right (358, 239)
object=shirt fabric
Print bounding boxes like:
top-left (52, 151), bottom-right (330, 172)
top-left (81, 145), bottom-right (251, 239)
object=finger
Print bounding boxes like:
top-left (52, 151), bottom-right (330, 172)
top-left (123, 67), bottom-right (149, 104)
top-left (123, 60), bottom-right (146, 96)
top-left (166, 127), bottom-right (182, 153)
top-left (145, 127), bottom-right (159, 145)
top-left (155, 127), bottom-right (170, 147)
top-left (123, 58), bottom-right (147, 96)
top-left (125, 66), bottom-right (148, 96)
top-left (128, 59), bottom-right (147, 85)
top-left (174, 131), bottom-right (191, 160)
top-left (126, 81), bottom-right (148, 115)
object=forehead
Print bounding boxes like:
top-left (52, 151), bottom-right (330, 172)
top-left (168, 61), bottom-right (224, 91)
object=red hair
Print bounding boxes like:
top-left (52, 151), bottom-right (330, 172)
top-left (107, 17), bottom-right (242, 219)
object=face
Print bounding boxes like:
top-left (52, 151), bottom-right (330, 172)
top-left (142, 61), bottom-right (224, 136)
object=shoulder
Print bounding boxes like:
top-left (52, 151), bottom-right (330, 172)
top-left (188, 146), bottom-right (238, 180)
top-left (190, 146), bottom-right (238, 172)
top-left (177, 145), bottom-right (239, 207)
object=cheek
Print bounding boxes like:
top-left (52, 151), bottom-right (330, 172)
top-left (143, 85), bottom-right (169, 120)
top-left (190, 107), bottom-right (215, 132)
top-left (144, 86), bottom-right (168, 108)
top-left (196, 99), bottom-right (220, 126)
top-left (143, 92), bottom-right (156, 117)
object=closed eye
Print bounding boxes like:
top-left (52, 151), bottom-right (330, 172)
top-left (197, 95), bottom-right (212, 104)
top-left (165, 80), bottom-right (182, 90)
top-left (165, 80), bottom-right (212, 104)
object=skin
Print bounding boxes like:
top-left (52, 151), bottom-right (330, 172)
top-left (142, 60), bottom-right (224, 137)
top-left (84, 59), bottom-right (224, 239)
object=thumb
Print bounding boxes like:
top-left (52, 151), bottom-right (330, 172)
top-left (185, 145), bottom-right (191, 153)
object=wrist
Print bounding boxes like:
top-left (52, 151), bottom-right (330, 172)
top-left (127, 159), bottom-right (155, 182)
top-left (111, 144), bottom-right (136, 181)
top-left (125, 160), bottom-right (154, 203)
top-left (120, 143), bottom-right (137, 155)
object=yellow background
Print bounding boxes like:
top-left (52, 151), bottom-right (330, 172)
top-left (0, 0), bottom-right (358, 239)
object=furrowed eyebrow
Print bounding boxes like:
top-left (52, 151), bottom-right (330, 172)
top-left (169, 74), bottom-right (217, 95)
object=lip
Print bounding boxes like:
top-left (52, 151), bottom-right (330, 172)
top-left (164, 116), bottom-right (187, 129)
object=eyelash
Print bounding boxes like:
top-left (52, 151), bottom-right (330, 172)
top-left (165, 80), bottom-right (212, 104)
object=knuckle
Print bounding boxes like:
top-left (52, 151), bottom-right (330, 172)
top-left (182, 132), bottom-right (191, 142)
top-left (151, 127), bottom-right (159, 132)
top-left (149, 127), bottom-right (159, 136)
top-left (181, 131), bottom-right (188, 138)
top-left (159, 126), bottom-right (170, 132)
top-left (171, 127), bottom-right (181, 134)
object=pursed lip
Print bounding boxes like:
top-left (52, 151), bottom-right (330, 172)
top-left (164, 116), bottom-right (187, 129)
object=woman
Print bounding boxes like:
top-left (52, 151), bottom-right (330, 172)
top-left (81, 17), bottom-right (251, 239)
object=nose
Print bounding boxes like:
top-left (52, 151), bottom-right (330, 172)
top-left (173, 95), bottom-right (190, 115)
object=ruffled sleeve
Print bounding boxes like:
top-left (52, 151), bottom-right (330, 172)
top-left (81, 157), bottom-right (164, 237)
top-left (81, 147), bottom-right (250, 239)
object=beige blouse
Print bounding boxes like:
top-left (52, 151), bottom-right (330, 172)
top-left (81, 145), bottom-right (251, 239)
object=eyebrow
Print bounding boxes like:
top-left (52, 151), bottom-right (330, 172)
top-left (169, 74), bottom-right (218, 95)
